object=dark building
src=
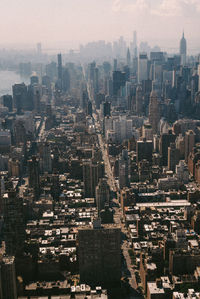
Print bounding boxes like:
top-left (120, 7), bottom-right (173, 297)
top-left (2, 95), bottom-right (13, 112)
top-left (57, 53), bottom-right (63, 90)
top-left (159, 131), bottom-right (176, 166)
top-left (102, 101), bottom-right (111, 117)
top-left (0, 256), bottom-right (17, 299)
top-left (168, 143), bottom-right (180, 172)
top-left (30, 75), bottom-right (39, 85)
top-left (78, 221), bottom-right (121, 287)
top-left (12, 83), bottom-right (28, 113)
top-left (3, 190), bottom-right (25, 256)
top-left (136, 138), bottom-right (153, 163)
top-left (62, 68), bottom-right (70, 93)
top-left (113, 71), bottom-right (126, 96)
top-left (28, 156), bottom-right (40, 198)
top-left (83, 160), bottom-right (104, 198)
top-left (95, 178), bottom-right (110, 215)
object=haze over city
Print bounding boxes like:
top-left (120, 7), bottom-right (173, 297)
top-left (1, 0), bottom-right (200, 53)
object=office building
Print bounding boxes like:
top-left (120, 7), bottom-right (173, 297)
top-left (119, 149), bottom-right (130, 188)
top-left (1, 256), bottom-right (17, 299)
top-left (12, 83), bottom-right (28, 113)
top-left (57, 53), bottom-right (63, 90)
top-left (3, 190), bottom-right (25, 256)
top-left (138, 53), bottom-right (148, 82)
top-left (95, 178), bottom-right (110, 215)
top-left (136, 85), bottom-right (143, 115)
top-left (78, 221), bottom-right (121, 286)
top-left (180, 32), bottom-right (187, 66)
top-left (159, 131), bottom-right (176, 166)
top-left (149, 90), bottom-right (160, 134)
top-left (136, 138), bottom-right (153, 163)
top-left (28, 156), bottom-right (40, 198)
top-left (185, 130), bottom-right (195, 162)
top-left (168, 143), bottom-right (180, 172)
top-left (83, 160), bottom-right (104, 198)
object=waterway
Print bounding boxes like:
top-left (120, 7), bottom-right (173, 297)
top-left (0, 70), bottom-right (29, 96)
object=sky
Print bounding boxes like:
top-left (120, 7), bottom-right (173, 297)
top-left (1, 0), bottom-right (200, 52)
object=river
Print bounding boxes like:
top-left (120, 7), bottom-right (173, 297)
top-left (0, 70), bottom-right (29, 96)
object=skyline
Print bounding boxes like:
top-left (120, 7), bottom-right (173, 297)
top-left (0, 0), bottom-right (200, 54)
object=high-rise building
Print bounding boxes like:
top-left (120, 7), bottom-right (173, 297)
top-left (2, 95), bottom-right (13, 112)
top-left (12, 83), bottom-right (28, 114)
top-left (126, 48), bottom-right (131, 67)
top-left (78, 221), bottom-right (121, 286)
top-left (185, 130), bottom-right (195, 162)
top-left (1, 256), bottom-right (17, 299)
top-left (62, 68), bottom-right (70, 92)
top-left (95, 178), bottom-right (110, 216)
top-left (168, 143), bottom-right (180, 172)
top-left (28, 156), bottom-right (40, 198)
top-left (57, 53), bottom-right (63, 90)
top-left (83, 160), bottom-right (104, 198)
top-left (149, 90), bottom-right (160, 134)
top-left (113, 71), bottom-right (126, 96)
top-left (136, 138), bottom-right (153, 163)
top-left (3, 190), bottom-right (25, 256)
top-left (102, 101), bottom-right (111, 117)
top-left (136, 85), bottom-right (143, 114)
top-left (198, 64), bottom-right (200, 92)
top-left (138, 53), bottom-right (148, 82)
top-left (119, 149), bottom-right (130, 188)
top-left (30, 75), bottom-right (39, 85)
top-left (180, 32), bottom-right (187, 66)
top-left (159, 131), bottom-right (176, 166)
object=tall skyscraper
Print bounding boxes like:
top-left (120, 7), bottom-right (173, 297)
top-left (168, 143), bottom-right (180, 172)
top-left (78, 221), bottom-right (121, 286)
top-left (136, 138), bottom-right (153, 163)
top-left (28, 156), bottom-right (40, 198)
top-left (3, 190), bottom-right (25, 256)
top-left (136, 85), bottom-right (143, 115)
top-left (1, 256), bottom-right (17, 299)
top-left (133, 30), bottom-right (137, 58)
top-left (185, 130), bottom-right (195, 162)
top-left (180, 32), bottom-right (187, 66)
top-left (126, 48), bottom-right (131, 67)
top-left (198, 64), bottom-right (200, 92)
top-left (149, 90), bottom-right (160, 134)
top-left (119, 149), bottom-right (130, 188)
top-left (57, 53), bottom-right (63, 90)
top-left (95, 178), bottom-right (110, 216)
top-left (138, 53), bottom-right (148, 83)
top-left (83, 160), bottom-right (104, 198)
top-left (12, 83), bottom-right (28, 114)
top-left (62, 68), bottom-right (70, 92)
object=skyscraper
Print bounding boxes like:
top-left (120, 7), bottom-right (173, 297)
top-left (3, 190), bottom-right (25, 256)
top-left (12, 83), bottom-right (28, 114)
top-left (168, 143), bottom-right (180, 172)
top-left (138, 53), bottom-right (148, 83)
top-left (126, 48), bottom-right (131, 67)
top-left (136, 85), bottom-right (143, 115)
top-left (83, 160), bottom-right (104, 198)
top-left (78, 221), bottom-right (121, 286)
top-left (149, 90), bottom-right (160, 134)
top-left (95, 178), bottom-right (110, 216)
top-left (180, 32), bottom-right (187, 66)
top-left (57, 53), bottom-right (63, 90)
top-left (185, 130), bottom-right (195, 162)
top-left (1, 256), bottom-right (17, 299)
top-left (28, 156), bottom-right (40, 198)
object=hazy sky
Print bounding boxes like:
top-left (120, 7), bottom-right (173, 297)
top-left (1, 0), bottom-right (200, 52)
